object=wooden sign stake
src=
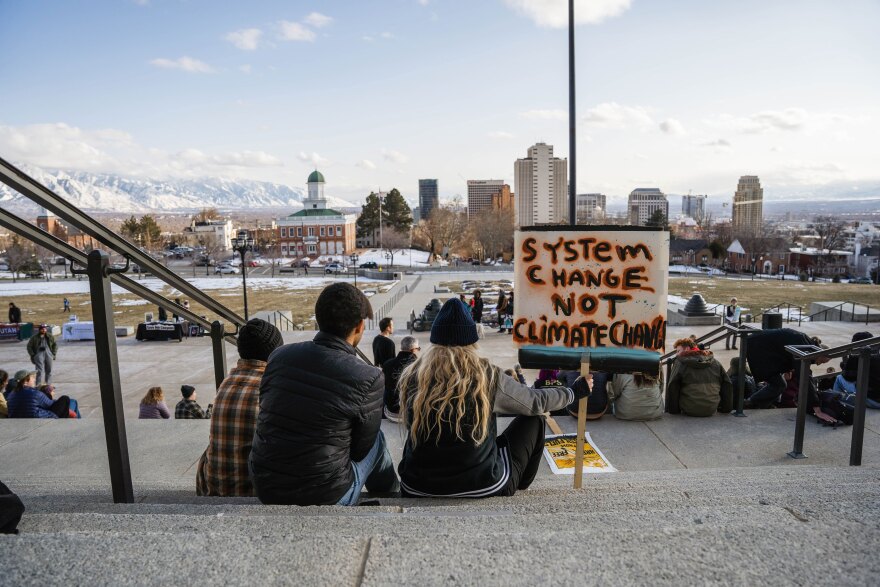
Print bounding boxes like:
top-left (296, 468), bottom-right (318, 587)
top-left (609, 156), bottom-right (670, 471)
top-left (574, 354), bottom-right (589, 489)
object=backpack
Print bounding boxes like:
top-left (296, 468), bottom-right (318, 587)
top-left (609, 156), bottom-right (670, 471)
top-left (819, 390), bottom-right (854, 426)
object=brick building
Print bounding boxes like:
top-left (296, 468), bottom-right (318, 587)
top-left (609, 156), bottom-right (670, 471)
top-left (276, 171), bottom-right (356, 259)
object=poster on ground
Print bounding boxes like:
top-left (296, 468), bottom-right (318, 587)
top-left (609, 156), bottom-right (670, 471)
top-left (543, 432), bottom-right (617, 474)
top-left (513, 226), bottom-right (669, 351)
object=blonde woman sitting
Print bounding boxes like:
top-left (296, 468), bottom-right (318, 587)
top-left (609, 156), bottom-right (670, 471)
top-left (139, 386), bottom-right (171, 419)
top-left (607, 372), bottom-right (664, 421)
top-left (397, 298), bottom-right (588, 498)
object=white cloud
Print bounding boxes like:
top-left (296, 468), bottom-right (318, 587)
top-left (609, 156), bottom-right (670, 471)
top-left (225, 28), bottom-right (262, 51)
top-left (149, 56), bottom-right (214, 73)
top-left (357, 159), bottom-right (377, 170)
top-left (298, 151), bottom-right (329, 166)
top-left (0, 122), bottom-right (283, 178)
top-left (304, 12), bottom-right (333, 28)
top-left (503, 0), bottom-right (631, 28)
top-left (707, 108), bottom-right (853, 135)
top-left (279, 21), bottom-right (316, 42)
top-left (238, 64), bottom-right (252, 74)
top-left (519, 109), bottom-right (567, 121)
top-left (418, 0), bottom-right (430, 5)
top-left (362, 36), bottom-right (375, 42)
top-left (658, 118), bottom-right (686, 135)
top-left (488, 131), bottom-right (515, 139)
top-left (381, 149), bottom-right (408, 164)
top-left (771, 161), bottom-right (847, 185)
top-left (380, 32), bottom-right (394, 39)
top-left (583, 102), bottom-right (653, 128)
top-left (701, 138), bottom-right (732, 150)
top-left (131, 0), bottom-right (150, 5)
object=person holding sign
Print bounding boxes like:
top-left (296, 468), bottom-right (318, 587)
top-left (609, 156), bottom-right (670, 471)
top-left (396, 298), bottom-right (589, 498)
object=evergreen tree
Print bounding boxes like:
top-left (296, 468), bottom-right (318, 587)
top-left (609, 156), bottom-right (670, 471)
top-left (356, 192), bottom-right (382, 239)
top-left (646, 209), bottom-right (669, 231)
top-left (383, 188), bottom-right (412, 232)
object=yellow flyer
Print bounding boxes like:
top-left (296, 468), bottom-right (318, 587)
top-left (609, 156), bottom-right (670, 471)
top-left (543, 432), bottom-right (617, 474)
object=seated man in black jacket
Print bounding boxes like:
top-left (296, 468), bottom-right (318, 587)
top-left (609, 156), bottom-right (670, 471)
top-left (382, 335), bottom-right (420, 421)
top-left (249, 282), bottom-right (399, 506)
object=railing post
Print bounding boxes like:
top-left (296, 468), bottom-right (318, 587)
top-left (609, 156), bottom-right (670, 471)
top-left (787, 358), bottom-right (813, 459)
top-left (850, 348), bottom-right (872, 466)
top-left (211, 321), bottom-right (228, 390)
top-left (85, 249), bottom-right (134, 503)
top-left (734, 334), bottom-right (747, 417)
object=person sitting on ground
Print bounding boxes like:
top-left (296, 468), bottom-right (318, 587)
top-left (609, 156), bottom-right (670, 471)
top-left (835, 331), bottom-right (880, 408)
top-left (249, 282), bottom-right (399, 506)
top-left (174, 385), bottom-right (211, 419)
top-left (5, 370), bottom-right (28, 399)
top-left (744, 328), bottom-right (830, 415)
top-left (666, 337), bottom-right (732, 417)
top-left (0, 371), bottom-right (8, 418)
top-left (608, 372), bottom-right (664, 421)
top-left (381, 335), bottom-right (420, 422)
top-left (727, 356), bottom-right (756, 399)
top-left (40, 384), bottom-right (80, 418)
top-left (534, 368), bottom-right (563, 389)
top-left (197, 318), bottom-right (283, 497)
top-left (139, 386), bottom-right (171, 419)
top-left (558, 370), bottom-right (607, 419)
top-left (397, 298), bottom-right (586, 498)
top-left (372, 317), bottom-right (396, 367)
top-left (818, 366), bottom-right (837, 392)
top-left (7, 372), bottom-right (58, 419)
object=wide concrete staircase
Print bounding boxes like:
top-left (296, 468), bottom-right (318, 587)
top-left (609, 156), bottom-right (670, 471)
top-left (4, 465), bottom-right (879, 585)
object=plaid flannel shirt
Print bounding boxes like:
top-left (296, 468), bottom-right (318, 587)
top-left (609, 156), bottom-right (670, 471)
top-left (174, 398), bottom-right (210, 419)
top-left (195, 359), bottom-right (265, 496)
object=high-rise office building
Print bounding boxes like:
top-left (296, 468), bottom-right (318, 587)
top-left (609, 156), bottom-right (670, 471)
top-left (418, 179), bottom-right (439, 221)
top-left (467, 180), bottom-right (507, 218)
top-left (576, 193), bottom-right (607, 224)
top-left (681, 194), bottom-right (706, 219)
top-left (514, 142), bottom-right (568, 226)
top-left (732, 176), bottom-right (763, 234)
top-left (628, 188), bottom-right (668, 226)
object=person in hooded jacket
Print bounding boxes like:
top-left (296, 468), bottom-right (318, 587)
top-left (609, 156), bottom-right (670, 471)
top-left (744, 328), bottom-right (829, 410)
top-left (666, 338), bottom-right (732, 417)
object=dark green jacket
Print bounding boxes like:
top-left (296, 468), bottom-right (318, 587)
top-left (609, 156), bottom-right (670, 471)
top-left (27, 332), bottom-right (57, 360)
top-left (666, 349), bottom-right (732, 417)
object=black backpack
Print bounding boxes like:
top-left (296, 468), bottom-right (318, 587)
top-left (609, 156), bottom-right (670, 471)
top-left (818, 390), bottom-right (854, 426)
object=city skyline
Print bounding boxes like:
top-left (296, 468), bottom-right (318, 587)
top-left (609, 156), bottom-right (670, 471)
top-left (1, 0), bottom-right (878, 208)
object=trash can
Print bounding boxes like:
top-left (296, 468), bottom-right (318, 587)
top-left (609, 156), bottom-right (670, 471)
top-left (17, 322), bottom-right (34, 341)
top-left (762, 312), bottom-right (783, 330)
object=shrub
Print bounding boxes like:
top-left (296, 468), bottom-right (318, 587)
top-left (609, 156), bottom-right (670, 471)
top-left (832, 275), bottom-right (841, 283)
top-left (799, 272), bottom-right (808, 282)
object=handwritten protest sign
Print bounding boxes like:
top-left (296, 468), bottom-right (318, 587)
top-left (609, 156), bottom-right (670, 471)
top-left (543, 432), bottom-right (616, 474)
top-left (513, 227), bottom-right (669, 351)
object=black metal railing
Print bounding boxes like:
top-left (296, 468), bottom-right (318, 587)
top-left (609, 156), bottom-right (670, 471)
top-left (756, 302), bottom-right (805, 326)
top-left (806, 301), bottom-right (873, 325)
top-left (366, 282), bottom-right (410, 331)
top-left (784, 335), bottom-right (880, 465)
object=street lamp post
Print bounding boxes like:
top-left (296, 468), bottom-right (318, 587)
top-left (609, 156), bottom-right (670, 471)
top-left (349, 253), bottom-right (359, 286)
top-left (232, 233), bottom-right (255, 320)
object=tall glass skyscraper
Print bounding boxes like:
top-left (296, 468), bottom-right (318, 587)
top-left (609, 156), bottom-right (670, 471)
top-left (418, 179), bottom-right (439, 221)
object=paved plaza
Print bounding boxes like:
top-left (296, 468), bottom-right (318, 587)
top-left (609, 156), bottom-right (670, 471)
top-left (1, 271), bottom-right (879, 585)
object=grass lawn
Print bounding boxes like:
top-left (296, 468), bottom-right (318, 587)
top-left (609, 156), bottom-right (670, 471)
top-left (7, 287), bottom-right (325, 330)
top-left (668, 276), bottom-right (879, 315)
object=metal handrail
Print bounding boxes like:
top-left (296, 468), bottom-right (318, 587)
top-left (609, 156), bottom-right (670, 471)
top-left (785, 336), bottom-right (880, 465)
top-left (0, 208), bottom-right (237, 345)
top-left (805, 300), bottom-right (874, 325)
top-left (756, 302), bottom-right (805, 326)
top-left (0, 157), bottom-right (246, 328)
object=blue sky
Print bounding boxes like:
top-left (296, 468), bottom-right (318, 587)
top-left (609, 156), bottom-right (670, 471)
top-left (1, 0), bottom-right (878, 207)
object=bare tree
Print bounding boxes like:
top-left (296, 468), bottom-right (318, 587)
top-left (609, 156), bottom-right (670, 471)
top-left (380, 229), bottom-right (410, 267)
top-left (201, 234), bottom-right (225, 276)
top-left (5, 236), bottom-right (34, 283)
top-left (472, 207), bottom-right (515, 261)
top-left (812, 216), bottom-right (847, 276)
top-left (192, 207), bottom-right (221, 223)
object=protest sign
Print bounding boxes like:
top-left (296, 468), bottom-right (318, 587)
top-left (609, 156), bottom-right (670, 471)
top-left (543, 432), bottom-right (616, 474)
top-left (513, 226), bottom-right (669, 351)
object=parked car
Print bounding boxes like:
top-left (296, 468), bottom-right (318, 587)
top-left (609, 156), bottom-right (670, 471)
top-left (215, 264), bottom-right (239, 274)
top-left (852, 276), bottom-right (874, 285)
top-left (325, 263), bottom-right (345, 274)
top-left (359, 261), bottom-right (378, 269)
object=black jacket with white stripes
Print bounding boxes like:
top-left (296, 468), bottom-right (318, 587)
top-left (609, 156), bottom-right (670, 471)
top-left (398, 368), bottom-right (571, 498)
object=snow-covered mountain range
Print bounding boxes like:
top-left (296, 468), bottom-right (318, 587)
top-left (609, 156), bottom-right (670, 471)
top-left (0, 164), bottom-right (354, 214)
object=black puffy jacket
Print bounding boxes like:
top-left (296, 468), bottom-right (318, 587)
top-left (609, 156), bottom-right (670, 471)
top-left (249, 332), bottom-right (384, 505)
top-left (746, 328), bottom-right (814, 383)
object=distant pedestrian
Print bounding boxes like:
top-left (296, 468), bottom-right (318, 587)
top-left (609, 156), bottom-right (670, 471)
top-left (139, 386), bottom-right (171, 419)
top-left (724, 297), bottom-right (741, 350)
top-left (27, 324), bottom-right (57, 385)
top-left (495, 291), bottom-right (508, 333)
top-left (62, 298), bottom-right (71, 313)
top-left (372, 317), bottom-right (396, 367)
top-left (157, 305), bottom-right (168, 322)
top-left (175, 385), bottom-right (211, 419)
top-left (172, 298), bottom-right (181, 321)
top-left (8, 303), bottom-right (21, 324)
top-left (471, 290), bottom-right (484, 324)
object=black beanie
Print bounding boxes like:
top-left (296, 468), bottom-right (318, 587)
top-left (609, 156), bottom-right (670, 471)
top-left (237, 318), bottom-right (283, 362)
top-left (181, 385), bottom-right (195, 399)
top-left (430, 298), bottom-right (479, 347)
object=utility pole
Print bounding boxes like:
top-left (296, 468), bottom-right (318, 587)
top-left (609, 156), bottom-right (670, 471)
top-left (568, 0), bottom-right (577, 227)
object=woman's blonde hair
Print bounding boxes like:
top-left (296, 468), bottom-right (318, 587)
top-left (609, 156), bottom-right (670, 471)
top-left (399, 344), bottom-right (498, 447)
top-left (141, 386), bottom-right (164, 405)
